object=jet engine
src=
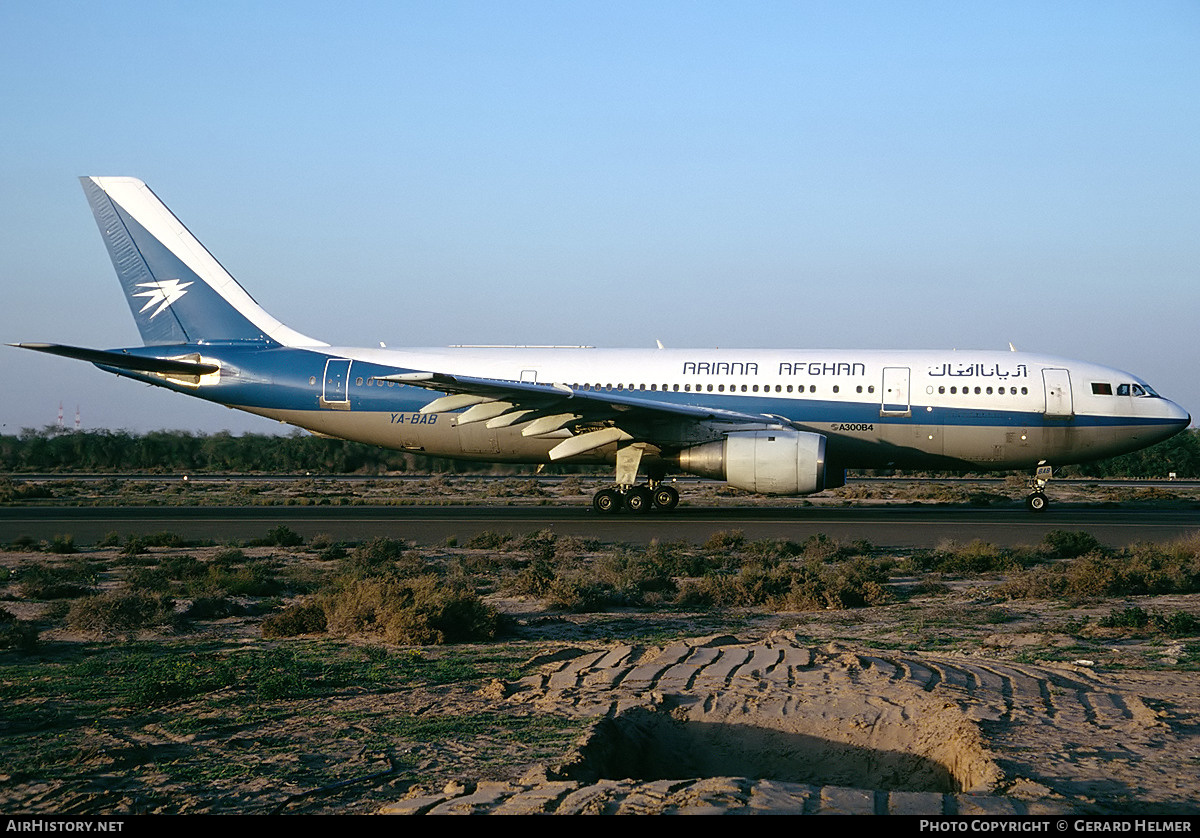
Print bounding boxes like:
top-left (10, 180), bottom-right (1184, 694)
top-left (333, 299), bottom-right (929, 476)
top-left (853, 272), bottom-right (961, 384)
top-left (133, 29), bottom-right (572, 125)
top-left (675, 429), bottom-right (840, 495)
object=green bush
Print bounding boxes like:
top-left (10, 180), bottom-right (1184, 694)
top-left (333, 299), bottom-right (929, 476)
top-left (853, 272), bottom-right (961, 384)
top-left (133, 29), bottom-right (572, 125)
top-left (1041, 530), bottom-right (1104, 559)
top-left (341, 537), bottom-right (412, 577)
top-left (0, 608), bottom-right (38, 653)
top-left (545, 577), bottom-right (623, 612)
top-left (47, 534), bottom-right (79, 554)
top-left (252, 525), bottom-right (304, 548)
top-left (183, 596), bottom-right (245, 620)
top-left (1099, 606), bottom-right (1150, 629)
top-left (16, 560), bottom-right (96, 599)
top-left (1099, 606), bottom-right (1199, 636)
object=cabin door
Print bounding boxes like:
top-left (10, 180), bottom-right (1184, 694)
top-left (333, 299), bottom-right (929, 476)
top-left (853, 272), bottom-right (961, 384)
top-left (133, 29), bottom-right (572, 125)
top-left (1042, 368), bottom-right (1074, 419)
top-left (321, 358), bottom-right (352, 409)
top-left (880, 367), bottom-right (911, 417)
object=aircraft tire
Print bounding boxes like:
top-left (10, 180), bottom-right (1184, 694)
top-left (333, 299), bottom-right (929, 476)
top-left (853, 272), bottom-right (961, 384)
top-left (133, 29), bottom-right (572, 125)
top-left (593, 488), bottom-right (623, 514)
top-left (652, 485), bottom-right (680, 511)
top-left (626, 487), bottom-right (654, 513)
top-left (1026, 492), bottom-right (1049, 513)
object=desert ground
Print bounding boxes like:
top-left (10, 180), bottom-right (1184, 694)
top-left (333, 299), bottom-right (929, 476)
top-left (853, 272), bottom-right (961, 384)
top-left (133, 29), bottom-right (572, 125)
top-left (1, 476), bottom-right (1197, 815)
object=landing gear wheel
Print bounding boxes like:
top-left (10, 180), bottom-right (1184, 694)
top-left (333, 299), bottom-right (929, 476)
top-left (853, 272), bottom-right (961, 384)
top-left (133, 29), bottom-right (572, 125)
top-left (625, 487), bottom-right (654, 513)
top-left (593, 488), bottom-right (623, 514)
top-left (1026, 492), bottom-right (1048, 513)
top-left (652, 485), bottom-right (679, 511)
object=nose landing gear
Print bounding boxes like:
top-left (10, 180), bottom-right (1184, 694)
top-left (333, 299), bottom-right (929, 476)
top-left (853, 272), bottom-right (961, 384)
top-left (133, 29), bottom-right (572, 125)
top-left (1026, 462), bottom-right (1052, 512)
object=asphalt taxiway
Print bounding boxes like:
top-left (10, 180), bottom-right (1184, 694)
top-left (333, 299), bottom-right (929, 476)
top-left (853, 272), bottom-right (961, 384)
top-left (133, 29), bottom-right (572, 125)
top-left (1, 504), bottom-right (1196, 547)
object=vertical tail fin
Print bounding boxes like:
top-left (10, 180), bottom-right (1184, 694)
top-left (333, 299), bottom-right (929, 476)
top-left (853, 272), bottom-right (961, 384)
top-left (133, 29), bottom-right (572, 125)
top-left (80, 177), bottom-right (324, 347)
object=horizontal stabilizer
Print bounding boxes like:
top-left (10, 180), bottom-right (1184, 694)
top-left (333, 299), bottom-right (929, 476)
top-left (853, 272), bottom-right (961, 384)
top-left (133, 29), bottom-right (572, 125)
top-left (11, 343), bottom-right (220, 375)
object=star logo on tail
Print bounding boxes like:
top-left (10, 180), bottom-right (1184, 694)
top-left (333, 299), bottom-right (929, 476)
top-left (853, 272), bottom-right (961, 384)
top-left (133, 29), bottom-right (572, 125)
top-left (133, 279), bottom-right (193, 320)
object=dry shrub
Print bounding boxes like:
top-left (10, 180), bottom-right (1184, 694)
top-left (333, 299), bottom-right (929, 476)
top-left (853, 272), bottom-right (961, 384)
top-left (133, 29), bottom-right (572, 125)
top-left (67, 592), bottom-right (179, 634)
top-left (261, 601), bottom-right (328, 637)
top-left (704, 529), bottom-right (746, 552)
top-left (679, 557), bottom-right (891, 612)
top-left (910, 539), bottom-right (1032, 574)
top-left (323, 575), bottom-right (497, 644)
top-left (997, 537), bottom-right (1200, 601)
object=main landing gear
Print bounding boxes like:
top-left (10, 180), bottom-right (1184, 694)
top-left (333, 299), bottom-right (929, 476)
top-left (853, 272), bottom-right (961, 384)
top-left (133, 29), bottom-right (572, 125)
top-left (592, 481), bottom-right (679, 514)
top-left (592, 444), bottom-right (680, 513)
top-left (1026, 461), bottom-right (1053, 513)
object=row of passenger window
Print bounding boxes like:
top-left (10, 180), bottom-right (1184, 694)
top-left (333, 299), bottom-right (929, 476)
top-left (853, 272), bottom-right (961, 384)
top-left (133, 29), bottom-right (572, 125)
top-left (568, 382), bottom-right (882, 394)
top-left (348, 377), bottom-right (1032, 398)
top-left (934, 385), bottom-right (1029, 396)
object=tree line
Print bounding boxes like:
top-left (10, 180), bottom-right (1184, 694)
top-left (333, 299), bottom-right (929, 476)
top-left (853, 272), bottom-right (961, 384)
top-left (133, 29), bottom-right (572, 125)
top-left (0, 426), bottom-right (1196, 478)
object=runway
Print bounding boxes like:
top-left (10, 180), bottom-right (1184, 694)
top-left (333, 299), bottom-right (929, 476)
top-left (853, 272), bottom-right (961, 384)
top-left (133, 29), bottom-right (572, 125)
top-left (1, 504), bottom-right (1197, 548)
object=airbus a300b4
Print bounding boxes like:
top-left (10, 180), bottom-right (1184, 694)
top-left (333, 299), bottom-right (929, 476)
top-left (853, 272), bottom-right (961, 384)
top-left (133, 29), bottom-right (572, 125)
top-left (13, 178), bottom-right (1191, 513)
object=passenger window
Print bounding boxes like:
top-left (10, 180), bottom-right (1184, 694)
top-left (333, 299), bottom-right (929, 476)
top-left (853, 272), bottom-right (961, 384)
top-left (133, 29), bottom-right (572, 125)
top-left (832, 385), bottom-right (839, 394)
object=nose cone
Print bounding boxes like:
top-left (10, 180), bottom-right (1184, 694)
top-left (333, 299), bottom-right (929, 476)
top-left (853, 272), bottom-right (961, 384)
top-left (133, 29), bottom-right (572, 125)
top-left (1164, 398), bottom-right (1191, 432)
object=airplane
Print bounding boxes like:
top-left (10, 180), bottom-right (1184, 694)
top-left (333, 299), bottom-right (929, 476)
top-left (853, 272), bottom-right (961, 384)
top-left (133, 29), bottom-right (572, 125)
top-left (12, 177), bottom-right (1191, 513)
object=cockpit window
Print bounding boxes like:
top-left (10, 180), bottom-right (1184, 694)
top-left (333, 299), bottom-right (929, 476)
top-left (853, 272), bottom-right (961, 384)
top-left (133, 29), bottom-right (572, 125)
top-left (1131, 384), bottom-right (1146, 397)
top-left (1117, 382), bottom-right (1155, 397)
top-left (1091, 382), bottom-right (1112, 395)
top-left (1117, 384), bottom-right (1130, 396)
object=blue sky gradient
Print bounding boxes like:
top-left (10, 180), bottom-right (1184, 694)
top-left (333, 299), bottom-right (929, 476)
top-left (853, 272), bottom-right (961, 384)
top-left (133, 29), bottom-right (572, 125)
top-left (2, 1), bottom-right (1197, 433)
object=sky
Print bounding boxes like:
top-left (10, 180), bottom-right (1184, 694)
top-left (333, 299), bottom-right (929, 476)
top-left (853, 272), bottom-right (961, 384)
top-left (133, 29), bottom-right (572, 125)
top-left (1, 1), bottom-right (1197, 435)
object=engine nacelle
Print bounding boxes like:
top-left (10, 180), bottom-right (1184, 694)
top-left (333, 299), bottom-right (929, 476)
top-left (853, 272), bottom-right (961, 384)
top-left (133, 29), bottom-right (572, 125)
top-left (676, 430), bottom-right (838, 495)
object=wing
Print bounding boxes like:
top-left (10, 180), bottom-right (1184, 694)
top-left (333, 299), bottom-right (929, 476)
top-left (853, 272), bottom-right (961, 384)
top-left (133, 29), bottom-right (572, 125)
top-left (379, 370), bottom-right (780, 459)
